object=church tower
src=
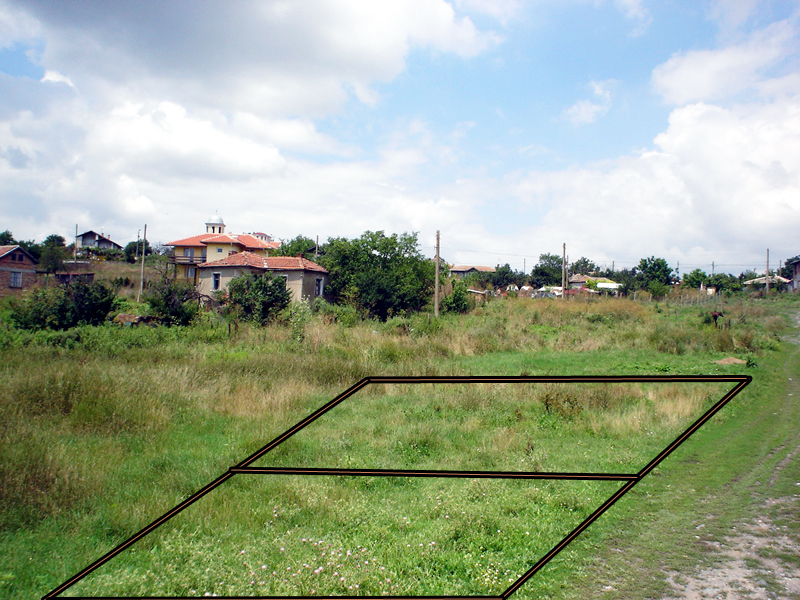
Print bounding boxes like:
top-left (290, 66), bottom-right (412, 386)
top-left (205, 214), bottom-right (226, 234)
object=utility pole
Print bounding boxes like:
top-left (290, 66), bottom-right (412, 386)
top-left (315, 236), bottom-right (319, 260)
top-left (434, 230), bottom-right (440, 318)
top-left (766, 248), bottom-right (770, 295)
top-left (712, 261), bottom-right (715, 276)
top-left (74, 224), bottom-right (78, 262)
top-left (562, 243), bottom-right (566, 300)
top-left (137, 224), bottom-right (147, 303)
top-left (135, 229), bottom-right (141, 262)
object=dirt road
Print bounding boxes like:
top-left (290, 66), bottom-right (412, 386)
top-left (664, 312), bottom-right (800, 599)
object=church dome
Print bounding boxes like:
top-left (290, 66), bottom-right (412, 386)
top-left (205, 214), bottom-right (226, 234)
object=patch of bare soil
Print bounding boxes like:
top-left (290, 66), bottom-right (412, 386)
top-left (663, 495), bottom-right (800, 599)
top-left (664, 310), bottom-right (800, 600)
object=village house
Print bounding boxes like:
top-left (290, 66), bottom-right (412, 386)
top-left (196, 251), bottom-right (329, 303)
top-left (0, 245), bottom-right (38, 297)
top-left (449, 265), bottom-right (496, 279)
top-left (166, 216), bottom-right (280, 285)
top-left (568, 274), bottom-right (590, 289)
top-left (76, 230), bottom-right (123, 251)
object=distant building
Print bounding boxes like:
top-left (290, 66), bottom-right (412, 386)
top-left (166, 216), bottom-right (281, 285)
top-left (0, 245), bottom-right (38, 296)
top-left (76, 230), bottom-right (123, 250)
top-left (450, 265), bottom-right (496, 279)
top-left (197, 251), bottom-right (329, 302)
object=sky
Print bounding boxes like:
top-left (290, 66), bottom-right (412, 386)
top-left (0, 0), bottom-right (798, 275)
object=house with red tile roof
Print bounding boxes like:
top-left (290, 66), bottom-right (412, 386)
top-left (166, 215), bottom-right (281, 285)
top-left (197, 251), bottom-right (329, 302)
top-left (0, 245), bottom-right (38, 297)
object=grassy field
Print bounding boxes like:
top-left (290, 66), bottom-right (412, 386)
top-left (0, 293), bottom-right (797, 599)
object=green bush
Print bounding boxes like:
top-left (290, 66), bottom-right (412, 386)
top-left (222, 272), bottom-right (291, 325)
top-left (441, 280), bottom-right (472, 314)
top-left (313, 299), bottom-right (360, 327)
top-left (144, 278), bottom-right (199, 326)
top-left (10, 280), bottom-right (117, 331)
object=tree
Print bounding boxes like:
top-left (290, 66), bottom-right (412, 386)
top-left (635, 256), bottom-right (673, 289)
top-left (490, 263), bottom-right (526, 289)
top-left (570, 256), bottom-right (596, 275)
top-left (222, 272), bottom-right (291, 325)
top-left (739, 270), bottom-right (759, 283)
top-left (682, 269), bottom-right (708, 289)
top-left (319, 231), bottom-right (435, 321)
top-left (11, 279), bottom-right (117, 330)
top-left (0, 230), bottom-right (15, 245)
top-left (276, 235), bottom-right (317, 260)
top-left (781, 256), bottom-right (798, 280)
top-left (648, 281), bottom-right (669, 300)
top-left (144, 278), bottom-right (200, 326)
top-left (707, 273), bottom-right (742, 293)
top-left (530, 253), bottom-right (562, 288)
top-left (124, 240), bottom-right (153, 263)
top-left (39, 235), bottom-right (69, 275)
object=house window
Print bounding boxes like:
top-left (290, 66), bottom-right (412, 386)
top-left (217, 247), bottom-right (223, 253)
top-left (184, 248), bottom-right (194, 258)
top-left (315, 278), bottom-right (324, 297)
top-left (187, 267), bottom-right (196, 280)
top-left (10, 272), bottom-right (22, 288)
top-left (212, 273), bottom-right (221, 290)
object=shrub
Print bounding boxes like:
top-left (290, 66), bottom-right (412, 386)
top-left (286, 299), bottom-right (312, 343)
top-left (10, 280), bottom-right (117, 330)
top-left (441, 280), bottom-right (472, 314)
top-left (223, 272), bottom-right (291, 325)
top-left (313, 299), bottom-right (359, 327)
top-left (144, 278), bottom-right (200, 326)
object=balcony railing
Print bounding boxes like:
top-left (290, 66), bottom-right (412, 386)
top-left (171, 255), bottom-right (207, 265)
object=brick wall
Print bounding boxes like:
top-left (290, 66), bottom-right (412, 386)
top-left (0, 252), bottom-right (38, 297)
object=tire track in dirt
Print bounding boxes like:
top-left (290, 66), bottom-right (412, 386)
top-left (663, 310), bottom-right (800, 600)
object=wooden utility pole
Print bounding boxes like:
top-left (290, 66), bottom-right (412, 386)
top-left (561, 243), bottom-right (566, 300)
top-left (766, 248), bottom-right (770, 295)
top-left (137, 224), bottom-right (147, 303)
top-left (434, 230), bottom-right (440, 318)
top-left (74, 224), bottom-right (78, 262)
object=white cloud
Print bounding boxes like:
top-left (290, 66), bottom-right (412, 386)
top-left (41, 69), bottom-right (73, 87)
top-left (707, 0), bottom-right (762, 39)
top-left (612, 0), bottom-right (652, 36)
top-left (12, 0), bottom-right (500, 118)
top-left (564, 80), bottom-right (615, 125)
top-left (89, 102), bottom-right (286, 181)
top-left (453, 0), bottom-right (522, 25)
top-left (652, 19), bottom-right (799, 105)
top-left (0, 0), bottom-right (41, 48)
top-left (510, 95), bottom-right (800, 268)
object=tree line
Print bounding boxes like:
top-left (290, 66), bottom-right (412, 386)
top-left (3, 226), bottom-right (795, 331)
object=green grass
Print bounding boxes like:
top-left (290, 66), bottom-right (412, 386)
top-left (0, 294), bottom-right (797, 599)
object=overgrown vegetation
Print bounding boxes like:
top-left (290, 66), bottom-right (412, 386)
top-left (0, 292), bottom-right (797, 599)
top-left (10, 279), bottom-right (118, 330)
top-left (220, 271), bottom-right (292, 325)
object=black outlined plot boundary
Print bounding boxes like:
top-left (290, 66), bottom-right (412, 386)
top-left (44, 375), bottom-right (751, 599)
